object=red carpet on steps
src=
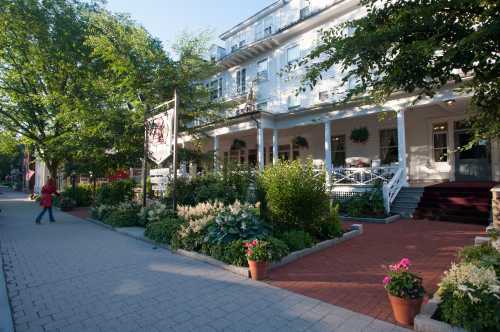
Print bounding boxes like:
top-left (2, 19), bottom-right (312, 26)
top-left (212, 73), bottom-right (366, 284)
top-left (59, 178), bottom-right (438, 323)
top-left (413, 182), bottom-right (497, 225)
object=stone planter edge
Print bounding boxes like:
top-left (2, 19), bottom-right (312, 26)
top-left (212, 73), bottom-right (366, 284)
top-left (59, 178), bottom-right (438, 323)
top-left (341, 214), bottom-right (400, 224)
top-left (414, 298), bottom-right (467, 332)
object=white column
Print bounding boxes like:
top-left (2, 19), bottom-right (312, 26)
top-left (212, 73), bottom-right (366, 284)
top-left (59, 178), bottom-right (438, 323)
top-left (272, 128), bottom-right (279, 165)
top-left (257, 126), bottom-right (265, 171)
top-left (397, 110), bottom-right (408, 186)
top-left (324, 120), bottom-right (333, 186)
top-left (213, 135), bottom-right (219, 171)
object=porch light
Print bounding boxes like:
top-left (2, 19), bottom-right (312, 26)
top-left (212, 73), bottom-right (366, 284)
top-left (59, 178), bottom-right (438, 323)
top-left (444, 99), bottom-right (456, 106)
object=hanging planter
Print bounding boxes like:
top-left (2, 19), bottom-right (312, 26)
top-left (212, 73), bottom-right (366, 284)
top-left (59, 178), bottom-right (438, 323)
top-left (292, 136), bottom-right (309, 149)
top-left (231, 139), bottom-right (246, 150)
top-left (350, 127), bottom-right (369, 143)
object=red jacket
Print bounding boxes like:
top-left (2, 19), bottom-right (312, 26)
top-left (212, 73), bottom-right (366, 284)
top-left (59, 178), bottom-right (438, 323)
top-left (40, 183), bottom-right (58, 208)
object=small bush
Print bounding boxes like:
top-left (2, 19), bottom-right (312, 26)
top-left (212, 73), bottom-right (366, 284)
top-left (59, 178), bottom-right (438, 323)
top-left (95, 180), bottom-right (135, 206)
top-left (259, 160), bottom-right (330, 236)
top-left (102, 202), bottom-right (140, 227)
top-left (437, 262), bottom-right (499, 332)
top-left (279, 230), bottom-right (314, 252)
top-left (343, 187), bottom-right (385, 218)
top-left (201, 240), bottom-right (248, 267)
top-left (137, 202), bottom-right (176, 227)
top-left (459, 244), bottom-right (500, 276)
top-left (90, 204), bottom-right (115, 221)
top-left (145, 217), bottom-right (184, 244)
top-left (61, 185), bottom-right (93, 207)
top-left (316, 204), bottom-right (343, 240)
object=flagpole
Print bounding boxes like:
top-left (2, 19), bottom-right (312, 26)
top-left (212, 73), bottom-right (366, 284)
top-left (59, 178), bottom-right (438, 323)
top-left (172, 88), bottom-right (179, 211)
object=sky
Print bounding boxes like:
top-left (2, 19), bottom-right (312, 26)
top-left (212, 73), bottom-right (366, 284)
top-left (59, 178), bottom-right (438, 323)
top-left (105, 0), bottom-right (275, 52)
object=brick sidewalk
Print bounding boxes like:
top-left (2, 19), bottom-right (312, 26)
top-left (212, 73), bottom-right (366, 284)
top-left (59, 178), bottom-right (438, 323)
top-left (267, 219), bottom-right (484, 325)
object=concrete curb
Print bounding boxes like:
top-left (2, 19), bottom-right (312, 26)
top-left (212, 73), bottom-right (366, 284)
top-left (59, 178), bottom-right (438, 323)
top-left (0, 246), bottom-right (14, 332)
top-left (270, 224), bottom-right (363, 270)
top-left (341, 214), bottom-right (400, 224)
top-left (414, 298), bottom-right (466, 332)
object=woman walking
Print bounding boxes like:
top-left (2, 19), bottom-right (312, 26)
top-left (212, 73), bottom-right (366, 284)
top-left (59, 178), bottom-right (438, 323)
top-left (36, 178), bottom-right (59, 224)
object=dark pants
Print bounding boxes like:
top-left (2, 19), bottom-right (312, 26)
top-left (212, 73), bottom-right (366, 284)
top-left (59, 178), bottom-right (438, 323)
top-left (36, 207), bottom-right (54, 222)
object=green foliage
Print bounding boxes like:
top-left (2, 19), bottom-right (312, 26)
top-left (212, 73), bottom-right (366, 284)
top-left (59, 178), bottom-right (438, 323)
top-left (279, 230), bottom-right (314, 252)
top-left (299, 0), bottom-right (500, 142)
top-left (56, 196), bottom-right (76, 211)
top-left (0, 131), bottom-right (22, 180)
top-left (259, 160), bottom-right (330, 236)
top-left (138, 202), bottom-right (176, 227)
top-left (102, 202), bottom-right (141, 227)
top-left (90, 204), bottom-right (115, 221)
top-left (200, 240), bottom-right (248, 267)
top-left (459, 244), bottom-right (500, 279)
top-left (243, 238), bottom-right (290, 263)
top-left (342, 188), bottom-right (385, 218)
top-left (437, 262), bottom-right (500, 332)
top-left (384, 258), bottom-right (425, 299)
top-left (205, 203), bottom-right (269, 245)
top-left (60, 185), bottom-right (93, 207)
top-left (350, 127), bottom-right (369, 143)
top-left (145, 217), bottom-right (184, 244)
top-left (95, 180), bottom-right (135, 206)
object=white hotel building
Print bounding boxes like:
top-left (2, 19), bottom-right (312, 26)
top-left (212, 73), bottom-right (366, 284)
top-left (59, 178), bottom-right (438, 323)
top-left (181, 0), bottom-right (499, 215)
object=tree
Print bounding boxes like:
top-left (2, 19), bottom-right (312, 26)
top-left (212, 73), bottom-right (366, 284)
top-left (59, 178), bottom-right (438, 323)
top-left (299, 0), bottom-right (500, 143)
top-left (0, 130), bottom-right (22, 181)
top-left (0, 0), bottom-right (173, 177)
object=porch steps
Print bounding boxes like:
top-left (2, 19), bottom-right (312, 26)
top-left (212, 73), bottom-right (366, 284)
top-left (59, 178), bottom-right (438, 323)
top-left (391, 187), bottom-right (424, 218)
top-left (413, 182), bottom-right (495, 225)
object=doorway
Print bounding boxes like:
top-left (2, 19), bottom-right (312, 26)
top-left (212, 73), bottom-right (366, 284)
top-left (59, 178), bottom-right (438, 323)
top-left (454, 121), bottom-right (491, 181)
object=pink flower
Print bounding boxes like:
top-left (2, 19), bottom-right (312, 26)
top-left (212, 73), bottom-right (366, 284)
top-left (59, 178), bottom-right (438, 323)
top-left (383, 276), bottom-right (391, 286)
top-left (399, 258), bottom-right (411, 269)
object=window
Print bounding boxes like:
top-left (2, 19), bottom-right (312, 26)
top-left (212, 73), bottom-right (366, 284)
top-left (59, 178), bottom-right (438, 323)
top-left (287, 94), bottom-right (300, 109)
top-left (257, 58), bottom-right (268, 81)
top-left (319, 91), bottom-right (329, 102)
top-left (239, 40), bottom-right (246, 48)
top-left (292, 144), bottom-right (300, 160)
top-left (287, 45), bottom-right (300, 64)
top-left (332, 135), bottom-right (346, 167)
top-left (380, 129), bottom-right (398, 165)
top-left (248, 149), bottom-right (257, 167)
top-left (236, 68), bottom-right (246, 94)
top-left (433, 122), bottom-right (448, 162)
top-left (278, 145), bottom-right (290, 161)
top-left (264, 26), bottom-right (272, 36)
top-left (257, 102), bottom-right (268, 112)
top-left (300, 0), bottom-right (311, 19)
top-left (231, 44), bottom-right (238, 53)
top-left (209, 78), bottom-right (223, 100)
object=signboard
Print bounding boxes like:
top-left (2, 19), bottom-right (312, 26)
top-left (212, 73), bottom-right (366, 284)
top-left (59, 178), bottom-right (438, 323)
top-left (150, 168), bottom-right (170, 193)
top-left (147, 109), bottom-right (174, 165)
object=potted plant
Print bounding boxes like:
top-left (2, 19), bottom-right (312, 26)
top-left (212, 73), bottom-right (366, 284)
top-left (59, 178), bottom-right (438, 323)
top-left (231, 139), bottom-right (246, 150)
top-left (383, 258), bottom-right (425, 325)
top-left (244, 239), bottom-right (271, 280)
top-left (292, 136), bottom-right (309, 149)
top-left (350, 127), bottom-right (369, 143)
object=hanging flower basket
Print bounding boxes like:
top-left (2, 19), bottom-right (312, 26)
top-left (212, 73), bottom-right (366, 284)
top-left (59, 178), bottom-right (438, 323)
top-left (292, 136), bottom-right (309, 149)
top-left (231, 139), bottom-right (246, 150)
top-left (350, 127), bottom-right (369, 143)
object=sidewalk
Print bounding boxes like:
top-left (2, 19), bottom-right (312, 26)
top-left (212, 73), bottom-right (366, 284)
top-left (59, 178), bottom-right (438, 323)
top-left (0, 192), bottom-right (410, 332)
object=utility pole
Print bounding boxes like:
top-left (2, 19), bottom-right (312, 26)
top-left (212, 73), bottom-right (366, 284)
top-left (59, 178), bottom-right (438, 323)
top-left (140, 94), bottom-right (148, 208)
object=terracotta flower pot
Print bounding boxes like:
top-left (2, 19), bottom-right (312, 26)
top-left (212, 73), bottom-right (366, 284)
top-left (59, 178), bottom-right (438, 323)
top-left (387, 294), bottom-right (423, 326)
top-left (248, 260), bottom-right (268, 280)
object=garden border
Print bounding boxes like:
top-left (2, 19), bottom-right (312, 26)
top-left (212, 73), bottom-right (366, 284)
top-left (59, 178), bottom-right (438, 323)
top-left (341, 214), bottom-right (400, 224)
top-left (84, 217), bottom-right (363, 279)
top-left (414, 297), bottom-right (466, 332)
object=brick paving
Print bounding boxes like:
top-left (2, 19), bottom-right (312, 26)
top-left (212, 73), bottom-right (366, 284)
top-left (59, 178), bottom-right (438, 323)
top-left (0, 191), bottom-right (410, 332)
top-left (268, 219), bottom-right (484, 324)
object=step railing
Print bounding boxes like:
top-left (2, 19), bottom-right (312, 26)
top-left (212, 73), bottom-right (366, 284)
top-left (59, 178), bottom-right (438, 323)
top-left (382, 167), bottom-right (405, 214)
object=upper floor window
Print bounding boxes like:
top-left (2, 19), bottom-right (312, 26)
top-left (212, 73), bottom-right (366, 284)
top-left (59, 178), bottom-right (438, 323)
top-left (287, 93), bottom-right (301, 109)
top-left (236, 68), bottom-right (246, 94)
top-left (300, 0), bottom-right (311, 19)
top-left (319, 91), bottom-right (329, 102)
top-left (257, 102), bottom-right (268, 112)
top-left (257, 58), bottom-right (269, 81)
top-left (287, 45), bottom-right (300, 65)
top-left (209, 78), bottom-right (223, 100)
top-left (239, 40), bottom-right (246, 48)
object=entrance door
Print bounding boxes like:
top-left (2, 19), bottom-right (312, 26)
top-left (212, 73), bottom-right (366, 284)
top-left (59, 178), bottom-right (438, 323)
top-left (454, 121), bottom-right (491, 181)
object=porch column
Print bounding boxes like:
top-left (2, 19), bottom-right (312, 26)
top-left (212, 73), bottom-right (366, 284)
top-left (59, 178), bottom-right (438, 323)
top-left (257, 126), bottom-right (265, 171)
top-left (213, 135), bottom-right (219, 171)
top-left (272, 128), bottom-right (279, 165)
top-left (324, 120), bottom-right (333, 186)
top-left (397, 110), bottom-right (408, 186)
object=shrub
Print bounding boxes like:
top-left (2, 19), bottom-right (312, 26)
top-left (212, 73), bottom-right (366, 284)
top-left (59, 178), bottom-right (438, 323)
top-left (137, 202), bottom-right (176, 227)
top-left (145, 217), bottom-right (184, 244)
top-left (90, 204), bottom-right (115, 221)
top-left (343, 187), bottom-right (385, 218)
top-left (205, 202), bottom-right (269, 245)
top-left (103, 202), bottom-right (140, 227)
top-left (279, 230), bottom-right (314, 252)
top-left (201, 240), bottom-right (248, 267)
top-left (61, 185), bottom-right (93, 207)
top-left (95, 180), bottom-right (135, 206)
top-left (315, 204), bottom-right (343, 240)
top-left (459, 244), bottom-right (500, 276)
top-left (383, 258), bottom-right (425, 300)
top-left (259, 160), bottom-right (329, 236)
top-left (58, 197), bottom-right (76, 211)
top-left (437, 262), bottom-right (500, 332)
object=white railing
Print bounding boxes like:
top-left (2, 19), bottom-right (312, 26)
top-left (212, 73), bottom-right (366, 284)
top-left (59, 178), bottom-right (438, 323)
top-left (331, 166), bottom-right (399, 186)
top-left (382, 168), bottom-right (405, 214)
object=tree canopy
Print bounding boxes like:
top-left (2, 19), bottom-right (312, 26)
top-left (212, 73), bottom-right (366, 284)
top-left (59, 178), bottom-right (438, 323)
top-left (299, 0), bottom-right (500, 143)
